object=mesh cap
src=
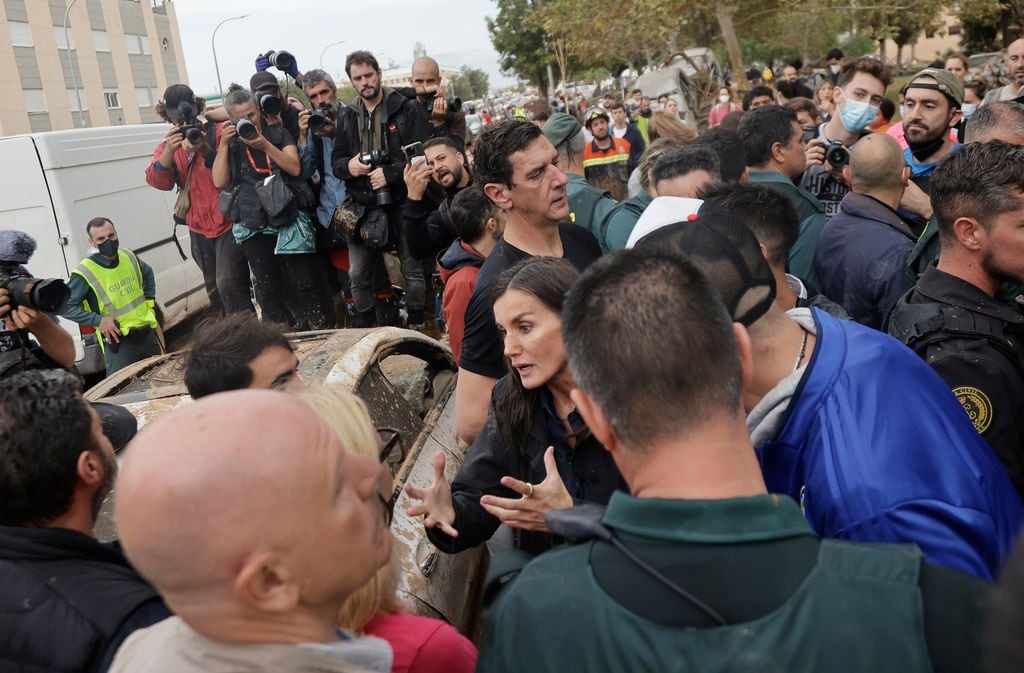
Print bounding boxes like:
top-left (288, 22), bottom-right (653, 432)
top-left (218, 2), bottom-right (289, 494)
top-left (634, 200), bottom-right (777, 327)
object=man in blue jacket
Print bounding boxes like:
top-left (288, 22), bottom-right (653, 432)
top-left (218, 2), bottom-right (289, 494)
top-left (633, 201), bottom-right (1023, 580)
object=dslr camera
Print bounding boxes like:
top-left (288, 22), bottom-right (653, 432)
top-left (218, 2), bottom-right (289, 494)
top-left (308, 105), bottom-right (335, 132)
top-left (176, 101), bottom-right (205, 146)
top-left (359, 150), bottom-right (393, 206)
top-left (427, 94), bottom-right (463, 114)
top-left (825, 140), bottom-right (850, 168)
top-left (265, 50), bottom-right (295, 73)
top-left (0, 263), bottom-right (69, 314)
top-left (232, 118), bottom-right (259, 141)
top-left (257, 92), bottom-right (282, 117)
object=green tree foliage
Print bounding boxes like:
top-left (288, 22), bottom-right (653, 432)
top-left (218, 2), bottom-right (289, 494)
top-left (450, 66), bottom-right (491, 100)
top-left (487, 0), bottom-right (556, 96)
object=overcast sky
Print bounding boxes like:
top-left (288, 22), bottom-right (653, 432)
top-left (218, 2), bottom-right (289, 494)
top-left (172, 0), bottom-right (513, 96)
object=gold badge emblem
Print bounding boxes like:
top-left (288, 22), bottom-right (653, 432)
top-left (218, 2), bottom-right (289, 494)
top-left (953, 386), bottom-right (993, 434)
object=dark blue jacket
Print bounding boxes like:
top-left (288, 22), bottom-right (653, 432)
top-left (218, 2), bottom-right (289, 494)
top-left (814, 192), bottom-right (916, 329)
top-left (757, 308), bottom-right (1024, 580)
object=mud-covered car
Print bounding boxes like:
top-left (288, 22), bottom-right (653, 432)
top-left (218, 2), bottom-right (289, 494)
top-left (86, 327), bottom-right (486, 636)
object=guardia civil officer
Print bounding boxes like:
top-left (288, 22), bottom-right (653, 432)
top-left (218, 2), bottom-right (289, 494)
top-left (888, 141), bottom-right (1024, 499)
top-left (63, 217), bottom-right (161, 375)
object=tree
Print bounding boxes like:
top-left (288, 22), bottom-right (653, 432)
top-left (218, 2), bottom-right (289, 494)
top-left (487, 0), bottom-right (556, 97)
top-left (450, 66), bottom-right (490, 100)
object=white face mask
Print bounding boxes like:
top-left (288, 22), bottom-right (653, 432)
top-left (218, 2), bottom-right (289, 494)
top-left (719, 94), bottom-right (730, 104)
top-left (829, 64), bottom-right (841, 75)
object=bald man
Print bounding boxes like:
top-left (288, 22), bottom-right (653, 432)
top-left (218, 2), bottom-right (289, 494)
top-left (410, 56), bottom-right (467, 147)
top-left (109, 390), bottom-right (394, 673)
top-left (983, 39), bottom-right (1024, 105)
top-left (814, 133), bottom-right (916, 328)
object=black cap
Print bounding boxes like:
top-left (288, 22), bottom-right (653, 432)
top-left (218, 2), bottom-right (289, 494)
top-left (162, 84), bottom-right (194, 109)
top-left (250, 71), bottom-right (279, 92)
top-left (634, 201), bottom-right (777, 327)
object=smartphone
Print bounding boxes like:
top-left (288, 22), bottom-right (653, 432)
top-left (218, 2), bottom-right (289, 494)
top-left (402, 141), bottom-right (424, 163)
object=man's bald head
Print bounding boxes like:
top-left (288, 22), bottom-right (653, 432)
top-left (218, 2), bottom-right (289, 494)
top-left (847, 133), bottom-right (906, 195)
top-left (116, 390), bottom-right (391, 640)
top-left (411, 56), bottom-right (442, 97)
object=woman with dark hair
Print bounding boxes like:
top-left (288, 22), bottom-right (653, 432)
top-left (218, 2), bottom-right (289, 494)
top-left (405, 257), bottom-right (625, 556)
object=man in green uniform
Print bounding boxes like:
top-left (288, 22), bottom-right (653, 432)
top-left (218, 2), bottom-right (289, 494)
top-left (478, 239), bottom-right (988, 673)
top-left (739, 104), bottom-right (826, 288)
top-left (63, 217), bottom-right (161, 375)
top-left (541, 113), bottom-right (617, 245)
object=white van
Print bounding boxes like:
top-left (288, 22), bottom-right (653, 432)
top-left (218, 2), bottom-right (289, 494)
top-left (0, 124), bottom-right (209, 375)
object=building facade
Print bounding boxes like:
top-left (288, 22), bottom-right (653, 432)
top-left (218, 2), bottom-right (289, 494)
top-left (0, 0), bottom-right (187, 135)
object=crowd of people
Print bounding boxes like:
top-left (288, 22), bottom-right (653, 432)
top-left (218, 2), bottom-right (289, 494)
top-left (7, 40), bottom-right (1024, 672)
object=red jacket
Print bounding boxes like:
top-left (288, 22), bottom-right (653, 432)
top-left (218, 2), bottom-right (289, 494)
top-left (365, 612), bottom-right (477, 673)
top-left (437, 239), bottom-right (486, 364)
top-left (144, 123), bottom-right (231, 239)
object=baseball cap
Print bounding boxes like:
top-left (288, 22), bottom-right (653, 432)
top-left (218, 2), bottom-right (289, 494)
top-left (632, 199), bottom-right (777, 327)
top-left (162, 84), bottom-right (195, 110)
top-left (542, 113), bottom-right (583, 147)
top-left (585, 109), bottom-right (610, 128)
top-left (902, 68), bottom-right (964, 107)
top-left (250, 71), bottom-right (280, 93)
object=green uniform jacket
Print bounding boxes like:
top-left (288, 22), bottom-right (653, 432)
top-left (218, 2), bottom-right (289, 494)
top-left (64, 251), bottom-right (156, 328)
top-left (599, 190), bottom-right (653, 252)
top-left (479, 493), bottom-right (986, 673)
top-left (565, 173), bottom-right (617, 247)
top-left (750, 170), bottom-right (826, 288)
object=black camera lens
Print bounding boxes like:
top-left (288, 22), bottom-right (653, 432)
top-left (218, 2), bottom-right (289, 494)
top-left (308, 110), bottom-right (328, 131)
top-left (184, 125), bottom-right (204, 145)
top-left (258, 93), bottom-right (282, 117)
top-left (235, 119), bottom-right (258, 141)
top-left (374, 187), bottom-right (394, 207)
top-left (826, 142), bottom-right (850, 168)
top-left (448, 97), bottom-right (463, 113)
top-left (268, 50), bottom-right (295, 72)
top-left (2, 275), bottom-right (70, 313)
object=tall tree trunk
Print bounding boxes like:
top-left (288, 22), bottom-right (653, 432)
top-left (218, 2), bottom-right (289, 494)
top-left (715, 0), bottom-right (749, 89)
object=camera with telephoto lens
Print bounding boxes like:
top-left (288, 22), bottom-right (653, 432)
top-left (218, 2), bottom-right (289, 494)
top-left (265, 50), bottom-right (295, 73)
top-left (427, 94), bottom-right (462, 114)
top-left (176, 101), bottom-right (205, 146)
top-left (0, 263), bottom-right (70, 314)
top-left (308, 106), bottom-right (332, 132)
top-left (257, 92), bottom-right (282, 117)
top-left (359, 150), bottom-right (393, 206)
top-left (825, 140), bottom-right (850, 168)
top-left (233, 118), bottom-right (259, 141)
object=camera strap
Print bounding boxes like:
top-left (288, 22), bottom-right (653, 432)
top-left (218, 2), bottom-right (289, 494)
top-left (244, 146), bottom-right (274, 175)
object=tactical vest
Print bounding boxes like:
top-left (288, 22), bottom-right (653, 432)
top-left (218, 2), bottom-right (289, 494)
top-left (887, 297), bottom-right (1024, 381)
top-left (485, 539), bottom-right (933, 673)
top-left (71, 250), bottom-right (157, 350)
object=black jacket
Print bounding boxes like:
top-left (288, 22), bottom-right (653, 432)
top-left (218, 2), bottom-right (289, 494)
top-left (887, 266), bottom-right (1024, 500)
top-left (0, 526), bottom-right (169, 672)
top-left (427, 377), bottom-right (626, 557)
top-left (615, 123), bottom-right (646, 173)
top-left (330, 89), bottom-right (432, 207)
top-left (402, 183), bottom-right (469, 259)
top-left (814, 192), bottom-right (916, 329)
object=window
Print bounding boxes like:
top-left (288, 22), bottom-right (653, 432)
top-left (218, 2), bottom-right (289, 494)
top-left (135, 87), bottom-right (153, 107)
top-left (124, 34), bottom-right (142, 55)
top-left (104, 89), bottom-right (120, 109)
top-left (67, 89), bottom-right (87, 112)
top-left (54, 27), bottom-right (74, 50)
top-left (92, 30), bottom-right (110, 52)
top-left (139, 35), bottom-right (151, 55)
top-left (23, 90), bottom-right (46, 113)
top-left (8, 21), bottom-right (32, 47)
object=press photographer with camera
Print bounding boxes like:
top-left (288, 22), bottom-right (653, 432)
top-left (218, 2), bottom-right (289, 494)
top-left (801, 57), bottom-right (891, 221)
top-left (147, 84), bottom-right (252, 316)
top-left (410, 56), bottom-right (467, 148)
top-left (331, 50), bottom-right (432, 328)
top-left (212, 89), bottom-right (332, 331)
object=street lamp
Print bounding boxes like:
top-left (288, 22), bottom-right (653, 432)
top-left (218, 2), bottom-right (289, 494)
top-left (63, 0), bottom-right (84, 128)
top-left (212, 15), bottom-right (250, 98)
top-left (320, 40), bottom-right (346, 69)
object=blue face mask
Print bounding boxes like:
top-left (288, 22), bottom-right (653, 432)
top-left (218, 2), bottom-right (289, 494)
top-left (962, 103), bottom-right (978, 118)
top-left (838, 89), bottom-right (879, 132)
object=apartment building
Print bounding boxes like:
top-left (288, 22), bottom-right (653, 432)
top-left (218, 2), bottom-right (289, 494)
top-left (0, 0), bottom-right (188, 135)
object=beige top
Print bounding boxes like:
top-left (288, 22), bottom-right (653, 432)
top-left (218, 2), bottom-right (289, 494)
top-left (110, 616), bottom-right (392, 673)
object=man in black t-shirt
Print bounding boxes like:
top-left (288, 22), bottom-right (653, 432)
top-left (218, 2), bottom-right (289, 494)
top-left (455, 120), bottom-right (602, 444)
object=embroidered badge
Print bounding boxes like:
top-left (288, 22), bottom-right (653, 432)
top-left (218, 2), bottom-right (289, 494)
top-left (953, 386), bottom-right (993, 434)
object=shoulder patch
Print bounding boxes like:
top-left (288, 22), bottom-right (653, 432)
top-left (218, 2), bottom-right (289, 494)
top-left (953, 386), bottom-right (993, 434)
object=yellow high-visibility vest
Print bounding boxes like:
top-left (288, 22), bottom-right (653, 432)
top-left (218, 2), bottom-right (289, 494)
top-left (71, 249), bottom-right (157, 350)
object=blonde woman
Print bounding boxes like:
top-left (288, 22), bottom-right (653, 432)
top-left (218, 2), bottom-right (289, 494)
top-left (299, 386), bottom-right (478, 673)
top-left (814, 80), bottom-right (835, 119)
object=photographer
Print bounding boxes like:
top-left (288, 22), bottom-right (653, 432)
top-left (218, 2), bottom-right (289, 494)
top-left (402, 138), bottom-right (472, 262)
top-left (331, 50), bottom-right (431, 328)
top-left (147, 84), bottom-right (252, 316)
top-left (409, 56), bottom-right (467, 149)
top-left (212, 89), bottom-right (331, 331)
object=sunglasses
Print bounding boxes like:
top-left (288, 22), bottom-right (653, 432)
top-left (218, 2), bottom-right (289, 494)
top-left (377, 427), bottom-right (407, 476)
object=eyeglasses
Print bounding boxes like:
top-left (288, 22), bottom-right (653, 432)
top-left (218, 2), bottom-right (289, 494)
top-left (377, 427), bottom-right (406, 476)
top-left (378, 491), bottom-right (395, 528)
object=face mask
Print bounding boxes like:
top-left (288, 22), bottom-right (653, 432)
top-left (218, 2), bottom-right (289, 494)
top-left (962, 103), bottom-right (977, 118)
top-left (829, 64), bottom-right (841, 75)
top-left (719, 94), bottom-right (730, 104)
top-left (97, 239), bottom-right (119, 258)
top-left (899, 105), bottom-right (906, 119)
top-left (907, 135), bottom-right (947, 162)
top-left (838, 90), bottom-right (878, 133)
